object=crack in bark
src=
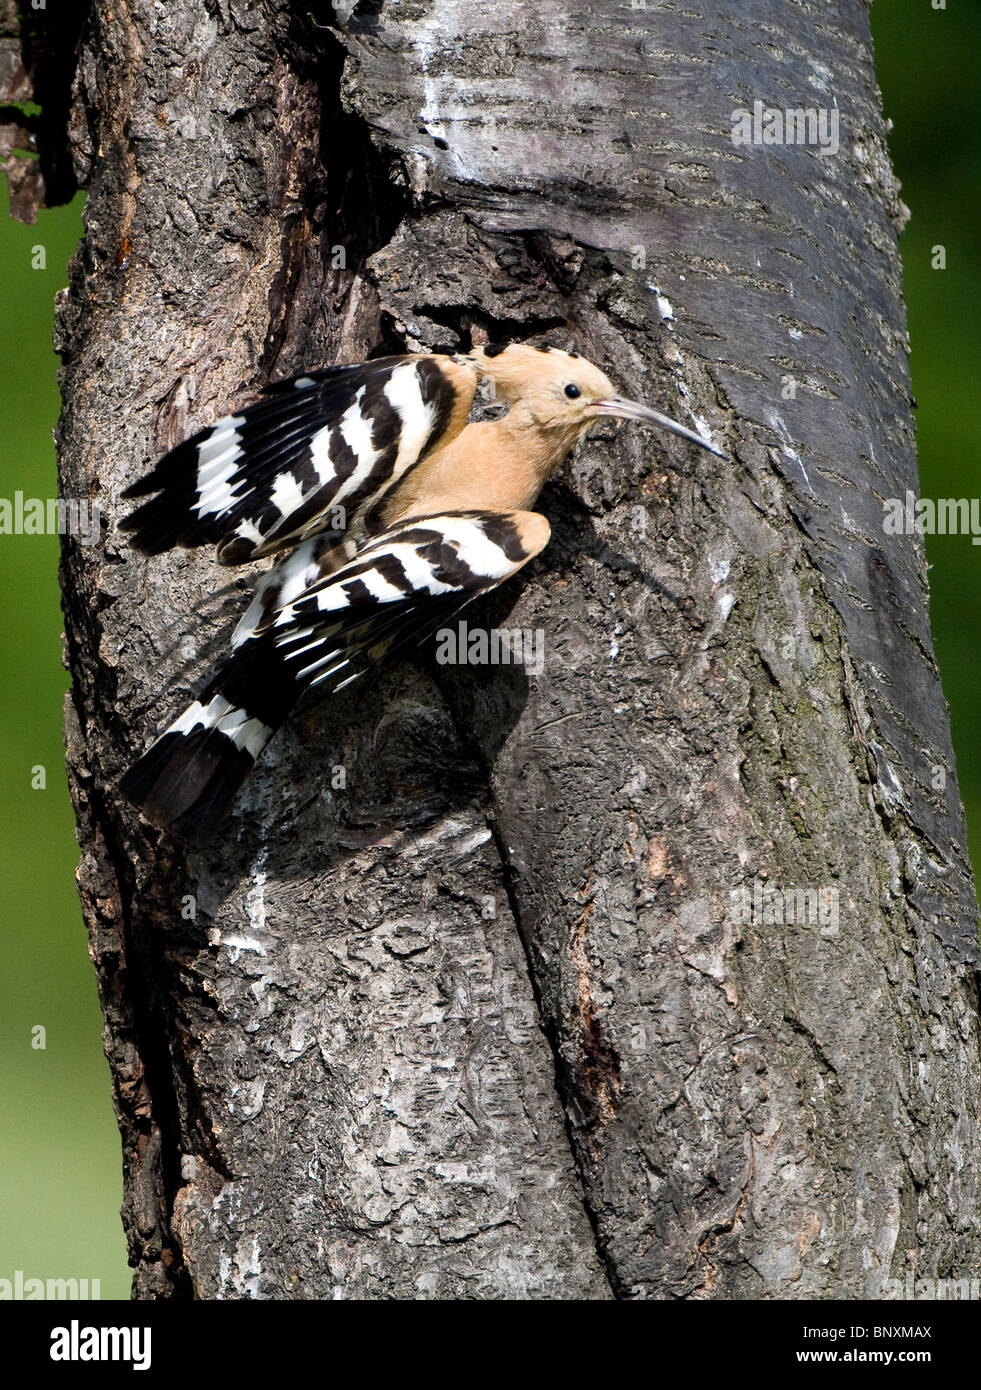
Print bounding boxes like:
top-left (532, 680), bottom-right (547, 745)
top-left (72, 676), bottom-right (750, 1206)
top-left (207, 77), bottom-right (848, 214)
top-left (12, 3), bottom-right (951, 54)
top-left (481, 807), bottom-right (622, 1300)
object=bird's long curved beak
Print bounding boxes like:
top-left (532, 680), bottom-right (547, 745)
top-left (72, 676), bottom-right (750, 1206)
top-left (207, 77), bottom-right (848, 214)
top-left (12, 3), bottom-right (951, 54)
top-left (593, 397), bottom-right (727, 459)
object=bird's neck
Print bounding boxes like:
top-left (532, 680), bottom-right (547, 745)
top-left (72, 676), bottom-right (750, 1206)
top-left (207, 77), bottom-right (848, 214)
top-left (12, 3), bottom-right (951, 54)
top-left (389, 406), bottom-right (581, 521)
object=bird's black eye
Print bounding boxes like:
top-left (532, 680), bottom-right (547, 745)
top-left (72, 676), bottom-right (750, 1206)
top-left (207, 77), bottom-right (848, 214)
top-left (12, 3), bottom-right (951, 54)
top-left (564, 383), bottom-right (581, 399)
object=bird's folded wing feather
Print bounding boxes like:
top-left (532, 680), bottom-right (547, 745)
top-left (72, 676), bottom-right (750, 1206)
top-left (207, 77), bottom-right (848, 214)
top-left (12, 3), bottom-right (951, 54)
top-left (119, 354), bottom-right (471, 564)
top-left (245, 508), bottom-right (552, 696)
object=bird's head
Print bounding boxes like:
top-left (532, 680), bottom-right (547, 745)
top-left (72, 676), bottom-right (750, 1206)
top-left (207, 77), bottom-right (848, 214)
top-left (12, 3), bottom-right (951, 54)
top-left (464, 342), bottom-right (725, 458)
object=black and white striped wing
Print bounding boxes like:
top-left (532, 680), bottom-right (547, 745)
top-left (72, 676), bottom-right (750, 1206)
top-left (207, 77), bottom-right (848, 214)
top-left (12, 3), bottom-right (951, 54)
top-left (119, 355), bottom-right (468, 565)
top-left (119, 510), bottom-right (550, 842)
top-left (257, 508), bottom-right (553, 693)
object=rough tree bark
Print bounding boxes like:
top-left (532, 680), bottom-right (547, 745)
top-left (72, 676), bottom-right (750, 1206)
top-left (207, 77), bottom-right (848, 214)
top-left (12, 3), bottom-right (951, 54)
top-left (8, 0), bottom-right (979, 1297)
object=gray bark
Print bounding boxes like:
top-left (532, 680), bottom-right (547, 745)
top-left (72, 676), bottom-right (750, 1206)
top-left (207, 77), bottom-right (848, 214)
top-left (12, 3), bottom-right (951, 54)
top-left (15, 0), bottom-right (980, 1297)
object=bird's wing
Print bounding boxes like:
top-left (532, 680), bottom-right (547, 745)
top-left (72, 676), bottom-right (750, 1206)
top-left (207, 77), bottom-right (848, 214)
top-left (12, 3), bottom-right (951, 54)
top-left (119, 354), bottom-right (475, 564)
top-left (119, 509), bottom-right (550, 842)
top-left (245, 508), bottom-right (552, 696)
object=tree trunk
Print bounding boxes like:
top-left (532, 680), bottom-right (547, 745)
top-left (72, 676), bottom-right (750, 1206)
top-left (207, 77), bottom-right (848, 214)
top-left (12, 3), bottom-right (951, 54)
top-left (26, 0), bottom-right (981, 1297)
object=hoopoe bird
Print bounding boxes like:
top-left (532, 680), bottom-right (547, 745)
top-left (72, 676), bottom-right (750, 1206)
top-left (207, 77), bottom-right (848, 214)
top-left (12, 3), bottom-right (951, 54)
top-left (119, 342), bottom-right (724, 841)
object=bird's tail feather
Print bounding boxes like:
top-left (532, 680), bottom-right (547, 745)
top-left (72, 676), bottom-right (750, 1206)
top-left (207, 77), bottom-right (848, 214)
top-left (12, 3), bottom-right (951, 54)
top-left (119, 637), bottom-right (296, 843)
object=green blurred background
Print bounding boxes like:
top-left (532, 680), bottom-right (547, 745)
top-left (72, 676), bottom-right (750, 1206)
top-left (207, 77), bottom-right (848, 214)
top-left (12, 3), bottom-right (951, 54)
top-left (0, 4), bottom-right (977, 1299)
